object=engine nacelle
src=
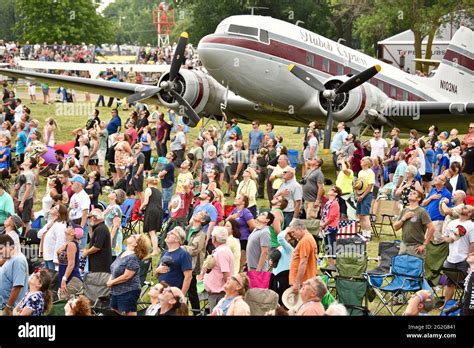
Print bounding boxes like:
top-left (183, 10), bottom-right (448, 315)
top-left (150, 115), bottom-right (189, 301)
top-left (317, 75), bottom-right (390, 127)
top-left (156, 69), bottom-right (212, 115)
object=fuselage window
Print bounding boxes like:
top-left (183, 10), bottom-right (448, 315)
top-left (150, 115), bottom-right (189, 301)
top-left (402, 90), bottom-right (409, 101)
top-left (228, 24), bottom-right (259, 39)
top-left (390, 86), bottom-right (397, 97)
top-left (377, 80), bottom-right (384, 91)
top-left (259, 29), bottom-right (269, 44)
top-left (306, 53), bottom-right (315, 67)
top-left (322, 58), bottom-right (329, 72)
top-left (337, 64), bottom-right (344, 75)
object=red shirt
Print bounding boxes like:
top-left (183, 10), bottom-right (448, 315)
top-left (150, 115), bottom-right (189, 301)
top-left (171, 191), bottom-right (193, 219)
top-left (126, 127), bottom-right (138, 146)
top-left (156, 120), bottom-right (171, 142)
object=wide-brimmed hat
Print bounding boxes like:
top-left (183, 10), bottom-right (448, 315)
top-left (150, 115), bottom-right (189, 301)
top-left (170, 195), bottom-right (182, 214)
top-left (353, 178), bottom-right (368, 195)
top-left (282, 287), bottom-right (303, 311)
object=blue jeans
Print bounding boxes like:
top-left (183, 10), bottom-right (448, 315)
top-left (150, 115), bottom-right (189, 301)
top-left (44, 260), bottom-right (55, 271)
top-left (162, 186), bottom-right (173, 215)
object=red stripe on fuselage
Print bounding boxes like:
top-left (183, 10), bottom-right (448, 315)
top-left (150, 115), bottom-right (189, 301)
top-left (349, 85), bottom-right (367, 123)
top-left (443, 49), bottom-right (474, 71)
top-left (192, 74), bottom-right (204, 109)
top-left (201, 35), bottom-right (425, 101)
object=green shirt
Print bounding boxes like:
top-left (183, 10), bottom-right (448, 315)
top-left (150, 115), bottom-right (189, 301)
top-left (0, 191), bottom-right (14, 225)
top-left (269, 208), bottom-right (284, 248)
top-left (400, 206), bottom-right (432, 245)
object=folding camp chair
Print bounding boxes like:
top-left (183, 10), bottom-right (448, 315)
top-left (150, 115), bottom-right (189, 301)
top-left (441, 267), bottom-right (467, 301)
top-left (366, 241), bottom-right (400, 275)
top-left (121, 198), bottom-right (143, 238)
top-left (370, 199), bottom-right (399, 239)
top-left (333, 237), bottom-right (369, 316)
top-left (365, 254), bottom-right (432, 315)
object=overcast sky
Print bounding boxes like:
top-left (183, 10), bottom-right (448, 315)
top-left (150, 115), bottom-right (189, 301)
top-left (97, 0), bottom-right (115, 13)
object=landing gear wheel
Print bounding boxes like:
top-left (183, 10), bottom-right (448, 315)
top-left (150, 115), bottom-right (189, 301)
top-left (182, 115), bottom-right (199, 128)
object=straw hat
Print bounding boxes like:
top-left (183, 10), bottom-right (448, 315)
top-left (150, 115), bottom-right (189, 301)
top-left (353, 178), bottom-right (368, 196)
top-left (282, 287), bottom-right (303, 311)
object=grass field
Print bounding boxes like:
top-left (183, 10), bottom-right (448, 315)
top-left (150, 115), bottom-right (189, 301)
top-left (17, 90), bottom-right (444, 315)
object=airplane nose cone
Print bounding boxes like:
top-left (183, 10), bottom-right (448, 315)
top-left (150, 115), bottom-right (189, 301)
top-left (198, 35), bottom-right (227, 71)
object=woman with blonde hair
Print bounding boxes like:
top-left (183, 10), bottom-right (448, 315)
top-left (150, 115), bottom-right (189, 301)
top-left (44, 117), bottom-right (59, 148)
top-left (236, 167), bottom-right (258, 218)
top-left (211, 272), bottom-right (250, 316)
top-left (107, 234), bottom-right (151, 316)
top-left (88, 129), bottom-right (100, 173)
top-left (140, 176), bottom-right (163, 256)
top-left (114, 133), bottom-right (133, 181)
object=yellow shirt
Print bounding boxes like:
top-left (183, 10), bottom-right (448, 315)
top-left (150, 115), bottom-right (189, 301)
top-left (336, 169), bottom-right (354, 194)
top-left (272, 165), bottom-right (290, 190)
top-left (237, 179), bottom-right (257, 207)
top-left (227, 235), bottom-right (242, 275)
top-left (358, 168), bottom-right (375, 186)
top-left (176, 172), bottom-right (193, 193)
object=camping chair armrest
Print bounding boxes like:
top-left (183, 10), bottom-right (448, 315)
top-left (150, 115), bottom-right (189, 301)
top-left (364, 273), bottom-right (392, 288)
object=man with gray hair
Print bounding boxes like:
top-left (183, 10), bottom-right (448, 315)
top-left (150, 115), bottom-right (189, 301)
top-left (201, 144), bottom-right (224, 187)
top-left (202, 226), bottom-right (233, 310)
top-left (156, 226), bottom-right (192, 296)
top-left (295, 276), bottom-right (327, 316)
top-left (274, 167), bottom-right (303, 228)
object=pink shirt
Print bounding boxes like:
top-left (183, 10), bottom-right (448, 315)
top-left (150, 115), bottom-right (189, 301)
top-left (126, 127), bottom-right (138, 146)
top-left (204, 244), bottom-right (234, 294)
top-left (323, 199), bottom-right (340, 229)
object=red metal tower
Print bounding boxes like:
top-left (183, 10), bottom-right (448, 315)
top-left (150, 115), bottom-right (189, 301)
top-left (152, 2), bottom-right (176, 47)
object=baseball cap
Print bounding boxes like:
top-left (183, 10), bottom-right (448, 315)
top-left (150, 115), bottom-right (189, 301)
top-left (71, 175), bottom-right (86, 186)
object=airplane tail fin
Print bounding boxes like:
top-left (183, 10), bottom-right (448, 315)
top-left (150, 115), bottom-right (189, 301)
top-left (426, 26), bottom-right (473, 101)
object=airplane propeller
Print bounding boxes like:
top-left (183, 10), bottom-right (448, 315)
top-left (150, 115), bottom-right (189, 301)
top-left (125, 32), bottom-right (200, 127)
top-left (288, 64), bottom-right (381, 152)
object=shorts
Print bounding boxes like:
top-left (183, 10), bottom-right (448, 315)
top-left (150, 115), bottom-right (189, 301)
top-left (132, 176), bottom-right (144, 193)
top-left (97, 149), bottom-right (106, 166)
top-left (110, 289), bottom-right (141, 313)
top-left (422, 173), bottom-right (433, 182)
top-left (19, 198), bottom-right (33, 223)
top-left (443, 260), bottom-right (468, 285)
top-left (304, 201), bottom-right (318, 220)
top-left (89, 158), bottom-right (98, 166)
top-left (356, 192), bottom-right (373, 216)
top-left (42, 88), bottom-right (49, 96)
top-left (240, 239), bottom-right (248, 251)
top-left (28, 86), bottom-right (36, 95)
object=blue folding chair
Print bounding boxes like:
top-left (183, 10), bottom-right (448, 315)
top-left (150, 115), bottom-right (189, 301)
top-left (365, 254), bottom-right (432, 315)
top-left (120, 198), bottom-right (136, 239)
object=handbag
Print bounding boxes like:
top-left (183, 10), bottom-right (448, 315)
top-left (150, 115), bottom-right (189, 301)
top-left (248, 270), bottom-right (272, 289)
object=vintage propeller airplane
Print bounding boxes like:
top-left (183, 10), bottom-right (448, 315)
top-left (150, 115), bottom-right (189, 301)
top-left (1, 15), bottom-right (473, 151)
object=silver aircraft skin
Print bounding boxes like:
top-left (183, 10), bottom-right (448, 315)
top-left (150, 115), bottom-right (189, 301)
top-left (0, 15), bottom-right (473, 132)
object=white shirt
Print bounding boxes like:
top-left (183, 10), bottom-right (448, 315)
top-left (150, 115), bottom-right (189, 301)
top-left (446, 219), bottom-right (474, 264)
top-left (304, 137), bottom-right (318, 160)
top-left (69, 189), bottom-right (91, 221)
top-left (449, 175), bottom-right (459, 192)
top-left (37, 222), bottom-right (67, 264)
top-left (416, 148), bottom-right (426, 175)
top-left (14, 104), bottom-right (23, 124)
top-left (369, 138), bottom-right (388, 159)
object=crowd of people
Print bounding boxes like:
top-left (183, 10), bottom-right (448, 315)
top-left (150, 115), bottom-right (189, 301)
top-left (0, 40), bottom-right (95, 64)
top-left (0, 77), bottom-right (473, 316)
top-left (137, 43), bottom-right (201, 69)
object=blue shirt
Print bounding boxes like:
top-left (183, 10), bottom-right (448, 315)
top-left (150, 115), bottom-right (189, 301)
top-left (192, 202), bottom-right (217, 233)
top-left (16, 131), bottom-right (27, 155)
top-left (107, 115), bottom-right (122, 135)
top-left (393, 160), bottom-right (407, 187)
top-left (110, 252), bottom-right (141, 295)
top-left (425, 149), bottom-right (435, 174)
top-left (0, 254), bottom-right (29, 309)
top-left (330, 130), bottom-right (348, 153)
top-left (161, 163), bottom-right (175, 189)
top-left (268, 131), bottom-right (275, 140)
top-left (249, 130), bottom-right (264, 150)
top-left (423, 187), bottom-right (452, 221)
top-left (158, 247), bottom-right (192, 288)
top-left (438, 153), bottom-right (450, 175)
top-left (0, 146), bottom-right (10, 169)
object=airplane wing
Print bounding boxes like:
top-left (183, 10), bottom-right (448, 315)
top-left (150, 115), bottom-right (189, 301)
top-left (16, 60), bottom-right (170, 78)
top-left (383, 101), bottom-right (474, 116)
top-left (0, 68), bottom-right (159, 102)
